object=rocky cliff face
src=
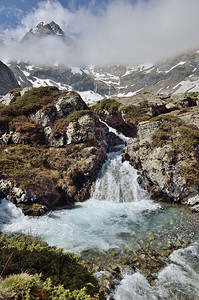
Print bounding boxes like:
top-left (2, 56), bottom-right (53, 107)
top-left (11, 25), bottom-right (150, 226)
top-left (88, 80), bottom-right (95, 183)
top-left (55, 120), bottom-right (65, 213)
top-left (0, 61), bottom-right (20, 95)
top-left (0, 86), bottom-right (112, 215)
top-left (92, 92), bottom-right (199, 212)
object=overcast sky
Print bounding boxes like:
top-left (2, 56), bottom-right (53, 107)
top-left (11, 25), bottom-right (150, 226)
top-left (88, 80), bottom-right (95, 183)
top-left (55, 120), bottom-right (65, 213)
top-left (0, 0), bottom-right (199, 66)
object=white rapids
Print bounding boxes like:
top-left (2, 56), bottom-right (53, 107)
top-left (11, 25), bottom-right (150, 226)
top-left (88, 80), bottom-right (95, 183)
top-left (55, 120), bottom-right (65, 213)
top-left (0, 134), bottom-right (199, 299)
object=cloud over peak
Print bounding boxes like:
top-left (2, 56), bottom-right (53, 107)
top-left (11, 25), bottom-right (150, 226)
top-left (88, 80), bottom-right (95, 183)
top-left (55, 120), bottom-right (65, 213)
top-left (1, 0), bottom-right (199, 66)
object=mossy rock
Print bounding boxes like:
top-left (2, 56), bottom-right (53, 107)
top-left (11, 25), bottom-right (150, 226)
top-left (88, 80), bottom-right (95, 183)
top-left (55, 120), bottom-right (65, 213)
top-left (120, 100), bottom-right (150, 124)
top-left (92, 98), bottom-right (121, 115)
top-left (150, 114), bottom-right (199, 184)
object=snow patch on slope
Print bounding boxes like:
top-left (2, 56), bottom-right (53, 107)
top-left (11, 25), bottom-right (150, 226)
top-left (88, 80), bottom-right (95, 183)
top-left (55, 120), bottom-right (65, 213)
top-left (173, 79), bottom-right (199, 94)
top-left (29, 76), bottom-right (72, 91)
top-left (122, 64), bottom-right (154, 77)
top-left (70, 67), bottom-right (83, 75)
top-left (78, 90), bottom-right (103, 105)
top-left (165, 61), bottom-right (186, 73)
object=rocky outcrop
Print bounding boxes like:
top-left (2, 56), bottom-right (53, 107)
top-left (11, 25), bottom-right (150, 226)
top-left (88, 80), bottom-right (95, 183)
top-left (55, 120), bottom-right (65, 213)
top-left (0, 87), bottom-right (110, 215)
top-left (92, 92), bottom-right (199, 213)
top-left (91, 92), bottom-right (196, 138)
top-left (0, 61), bottom-right (20, 95)
top-left (119, 93), bottom-right (199, 212)
top-left (91, 93), bottom-right (199, 213)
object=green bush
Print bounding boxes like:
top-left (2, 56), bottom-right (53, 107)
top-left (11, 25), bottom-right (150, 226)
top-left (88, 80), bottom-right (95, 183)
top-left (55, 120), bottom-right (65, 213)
top-left (0, 234), bottom-right (100, 299)
top-left (92, 99), bottom-right (121, 114)
top-left (120, 101), bottom-right (149, 124)
top-left (0, 273), bottom-right (100, 300)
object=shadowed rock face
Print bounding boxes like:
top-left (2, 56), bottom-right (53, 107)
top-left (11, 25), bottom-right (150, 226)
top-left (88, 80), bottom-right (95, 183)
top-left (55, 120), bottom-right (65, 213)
top-left (0, 61), bottom-right (20, 95)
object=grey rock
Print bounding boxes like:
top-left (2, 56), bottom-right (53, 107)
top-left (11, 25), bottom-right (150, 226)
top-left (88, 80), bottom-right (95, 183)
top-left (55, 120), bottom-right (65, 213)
top-left (190, 205), bottom-right (199, 213)
top-left (138, 120), bottom-right (162, 144)
top-left (12, 132), bottom-right (21, 144)
top-left (0, 92), bottom-right (16, 105)
top-left (66, 115), bottom-right (96, 145)
top-left (20, 86), bottom-right (32, 96)
top-left (55, 92), bottom-right (88, 117)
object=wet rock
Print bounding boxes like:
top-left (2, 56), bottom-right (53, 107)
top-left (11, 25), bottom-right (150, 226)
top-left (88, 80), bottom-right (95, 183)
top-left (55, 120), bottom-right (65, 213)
top-left (191, 205), bottom-right (199, 213)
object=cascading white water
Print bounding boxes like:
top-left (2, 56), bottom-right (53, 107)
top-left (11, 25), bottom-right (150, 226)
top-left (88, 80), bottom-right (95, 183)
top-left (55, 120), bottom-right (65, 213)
top-left (114, 243), bottom-right (199, 300)
top-left (0, 148), bottom-right (160, 253)
top-left (0, 127), bottom-right (199, 299)
top-left (92, 148), bottom-right (147, 203)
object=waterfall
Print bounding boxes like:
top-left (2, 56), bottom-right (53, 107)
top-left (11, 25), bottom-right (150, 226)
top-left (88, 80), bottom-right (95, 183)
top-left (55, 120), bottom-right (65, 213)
top-left (92, 149), bottom-right (147, 203)
top-left (94, 82), bottom-right (98, 93)
top-left (0, 124), bottom-right (199, 300)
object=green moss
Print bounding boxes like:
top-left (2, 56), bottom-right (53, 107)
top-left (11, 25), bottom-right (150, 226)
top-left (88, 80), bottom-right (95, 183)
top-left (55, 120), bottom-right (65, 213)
top-left (0, 86), bottom-right (59, 120)
top-left (0, 234), bottom-right (101, 299)
top-left (0, 273), bottom-right (100, 300)
top-left (67, 110), bottom-right (94, 123)
top-left (178, 125), bottom-right (199, 154)
top-left (180, 163), bottom-right (199, 185)
top-left (51, 118), bottom-right (69, 136)
top-left (10, 115), bottom-right (45, 144)
top-left (12, 86), bottom-right (59, 117)
top-left (149, 114), bottom-right (199, 184)
top-left (0, 144), bottom-right (95, 194)
top-left (92, 98), bottom-right (150, 125)
top-left (120, 100), bottom-right (150, 124)
top-left (92, 99), bottom-right (121, 115)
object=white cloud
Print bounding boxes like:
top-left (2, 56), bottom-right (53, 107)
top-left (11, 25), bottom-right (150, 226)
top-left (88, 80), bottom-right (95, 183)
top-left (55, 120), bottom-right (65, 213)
top-left (1, 0), bottom-right (199, 66)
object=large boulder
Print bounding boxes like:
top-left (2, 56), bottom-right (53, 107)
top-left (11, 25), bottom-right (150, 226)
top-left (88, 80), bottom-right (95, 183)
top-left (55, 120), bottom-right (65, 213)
top-left (0, 86), bottom-right (108, 215)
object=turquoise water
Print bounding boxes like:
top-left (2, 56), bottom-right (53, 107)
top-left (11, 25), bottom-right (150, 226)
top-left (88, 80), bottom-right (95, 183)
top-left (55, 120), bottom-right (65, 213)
top-left (0, 148), bottom-right (199, 299)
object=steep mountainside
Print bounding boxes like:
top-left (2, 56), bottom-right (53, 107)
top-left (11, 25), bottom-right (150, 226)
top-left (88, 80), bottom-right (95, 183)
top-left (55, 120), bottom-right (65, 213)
top-left (8, 62), bottom-right (114, 101)
top-left (0, 61), bottom-right (20, 95)
top-left (5, 21), bottom-right (199, 102)
top-left (8, 49), bottom-right (199, 102)
top-left (87, 51), bottom-right (199, 96)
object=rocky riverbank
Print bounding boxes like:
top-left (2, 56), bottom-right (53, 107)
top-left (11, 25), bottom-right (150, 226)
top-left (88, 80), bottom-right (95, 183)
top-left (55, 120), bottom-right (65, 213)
top-left (1, 87), bottom-right (199, 214)
top-left (0, 86), bottom-right (122, 215)
top-left (92, 92), bottom-right (199, 212)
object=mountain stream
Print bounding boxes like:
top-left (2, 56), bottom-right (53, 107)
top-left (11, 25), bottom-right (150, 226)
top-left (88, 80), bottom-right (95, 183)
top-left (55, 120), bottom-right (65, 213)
top-left (0, 131), bottom-right (199, 299)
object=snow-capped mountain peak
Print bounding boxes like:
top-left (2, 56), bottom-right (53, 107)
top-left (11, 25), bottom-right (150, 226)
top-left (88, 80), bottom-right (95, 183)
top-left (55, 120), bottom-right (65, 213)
top-left (49, 21), bottom-right (65, 36)
top-left (21, 21), bottom-right (73, 44)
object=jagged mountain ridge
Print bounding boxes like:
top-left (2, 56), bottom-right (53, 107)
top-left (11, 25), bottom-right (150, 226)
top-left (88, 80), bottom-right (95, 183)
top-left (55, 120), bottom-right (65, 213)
top-left (21, 21), bottom-right (74, 46)
top-left (5, 21), bottom-right (199, 102)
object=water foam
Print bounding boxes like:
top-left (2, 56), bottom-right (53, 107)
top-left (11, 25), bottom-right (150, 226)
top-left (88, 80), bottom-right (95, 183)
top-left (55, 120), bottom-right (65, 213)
top-left (113, 244), bottom-right (199, 300)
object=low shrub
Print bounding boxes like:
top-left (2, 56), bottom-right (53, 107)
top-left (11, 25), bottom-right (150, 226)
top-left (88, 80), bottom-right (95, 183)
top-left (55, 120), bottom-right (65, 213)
top-left (0, 234), bottom-right (101, 299)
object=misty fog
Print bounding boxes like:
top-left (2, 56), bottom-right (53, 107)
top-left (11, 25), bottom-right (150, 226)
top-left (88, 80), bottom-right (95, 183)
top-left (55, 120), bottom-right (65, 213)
top-left (1, 0), bottom-right (199, 67)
